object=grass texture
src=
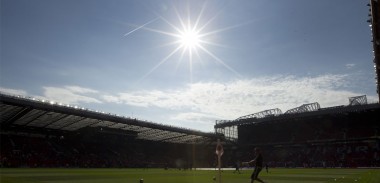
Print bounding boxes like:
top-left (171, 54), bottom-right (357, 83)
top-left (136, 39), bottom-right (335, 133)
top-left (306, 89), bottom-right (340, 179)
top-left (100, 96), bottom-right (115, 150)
top-left (0, 168), bottom-right (379, 183)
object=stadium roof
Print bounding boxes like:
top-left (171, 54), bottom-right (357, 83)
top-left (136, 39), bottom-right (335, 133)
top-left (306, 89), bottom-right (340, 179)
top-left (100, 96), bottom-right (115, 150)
top-left (215, 99), bottom-right (380, 129)
top-left (0, 93), bottom-right (219, 144)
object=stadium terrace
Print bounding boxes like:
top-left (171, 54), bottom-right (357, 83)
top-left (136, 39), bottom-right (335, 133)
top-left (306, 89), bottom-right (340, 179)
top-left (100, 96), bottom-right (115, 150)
top-left (0, 92), bottom-right (379, 169)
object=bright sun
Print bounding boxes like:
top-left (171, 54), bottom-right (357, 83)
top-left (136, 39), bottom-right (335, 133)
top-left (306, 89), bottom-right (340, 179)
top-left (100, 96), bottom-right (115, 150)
top-left (179, 29), bottom-right (201, 49)
top-left (133, 3), bottom-right (243, 81)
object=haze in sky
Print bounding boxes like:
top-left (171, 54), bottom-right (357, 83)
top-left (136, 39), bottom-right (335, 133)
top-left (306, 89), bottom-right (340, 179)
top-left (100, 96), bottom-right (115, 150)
top-left (1, 0), bottom-right (377, 132)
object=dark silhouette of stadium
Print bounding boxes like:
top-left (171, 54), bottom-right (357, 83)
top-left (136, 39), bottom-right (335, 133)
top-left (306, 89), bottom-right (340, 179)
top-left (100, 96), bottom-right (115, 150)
top-left (1, 0), bottom-right (379, 169)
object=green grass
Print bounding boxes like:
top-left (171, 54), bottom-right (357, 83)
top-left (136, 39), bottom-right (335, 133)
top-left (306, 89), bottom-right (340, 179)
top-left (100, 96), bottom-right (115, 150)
top-left (0, 168), bottom-right (379, 183)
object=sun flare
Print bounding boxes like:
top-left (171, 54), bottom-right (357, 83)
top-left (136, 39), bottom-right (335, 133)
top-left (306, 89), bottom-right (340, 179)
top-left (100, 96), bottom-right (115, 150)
top-left (132, 3), bottom-right (243, 82)
top-left (179, 29), bottom-right (201, 50)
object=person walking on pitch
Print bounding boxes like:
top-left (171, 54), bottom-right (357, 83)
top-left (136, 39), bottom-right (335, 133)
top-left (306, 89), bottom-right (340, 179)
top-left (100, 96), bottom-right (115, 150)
top-left (233, 160), bottom-right (241, 174)
top-left (242, 147), bottom-right (266, 183)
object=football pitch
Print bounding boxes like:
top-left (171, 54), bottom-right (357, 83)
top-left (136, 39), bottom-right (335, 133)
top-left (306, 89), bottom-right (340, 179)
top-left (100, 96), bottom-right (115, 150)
top-left (0, 168), bottom-right (379, 183)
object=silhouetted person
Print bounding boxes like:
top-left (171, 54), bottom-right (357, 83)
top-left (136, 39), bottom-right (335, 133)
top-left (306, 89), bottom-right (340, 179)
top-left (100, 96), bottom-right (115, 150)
top-left (233, 160), bottom-right (241, 174)
top-left (243, 147), bottom-right (266, 183)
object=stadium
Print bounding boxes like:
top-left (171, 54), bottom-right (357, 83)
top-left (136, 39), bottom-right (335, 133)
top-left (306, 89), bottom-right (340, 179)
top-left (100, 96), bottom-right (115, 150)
top-left (1, 0), bottom-right (380, 183)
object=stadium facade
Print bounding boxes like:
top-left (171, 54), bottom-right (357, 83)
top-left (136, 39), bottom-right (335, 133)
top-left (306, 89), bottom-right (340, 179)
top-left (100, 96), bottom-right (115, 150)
top-left (369, 0), bottom-right (380, 101)
top-left (0, 93), bottom-right (219, 168)
top-left (215, 95), bottom-right (380, 167)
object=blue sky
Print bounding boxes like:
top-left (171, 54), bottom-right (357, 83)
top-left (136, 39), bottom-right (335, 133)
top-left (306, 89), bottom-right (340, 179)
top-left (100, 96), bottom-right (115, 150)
top-left (1, 0), bottom-right (377, 132)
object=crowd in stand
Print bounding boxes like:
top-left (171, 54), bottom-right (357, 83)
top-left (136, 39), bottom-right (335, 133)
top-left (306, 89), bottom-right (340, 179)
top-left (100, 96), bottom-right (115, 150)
top-left (261, 142), bottom-right (380, 168)
top-left (1, 131), bottom-right (379, 168)
top-left (1, 111), bottom-right (379, 168)
top-left (234, 111), bottom-right (380, 168)
top-left (0, 133), bottom-right (213, 168)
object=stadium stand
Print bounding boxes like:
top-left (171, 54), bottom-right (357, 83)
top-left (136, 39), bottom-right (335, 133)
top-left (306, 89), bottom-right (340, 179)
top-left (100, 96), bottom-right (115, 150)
top-left (217, 96), bottom-right (380, 168)
top-left (369, 0), bottom-right (380, 101)
top-left (0, 93), bottom-right (218, 144)
top-left (1, 92), bottom-right (379, 169)
top-left (0, 93), bottom-right (219, 168)
top-left (0, 133), bottom-right (216, 168)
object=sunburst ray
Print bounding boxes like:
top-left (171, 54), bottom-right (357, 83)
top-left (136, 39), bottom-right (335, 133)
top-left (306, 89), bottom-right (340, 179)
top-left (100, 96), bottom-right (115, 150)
top-left (130, 2), bottom-right (248, 82)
